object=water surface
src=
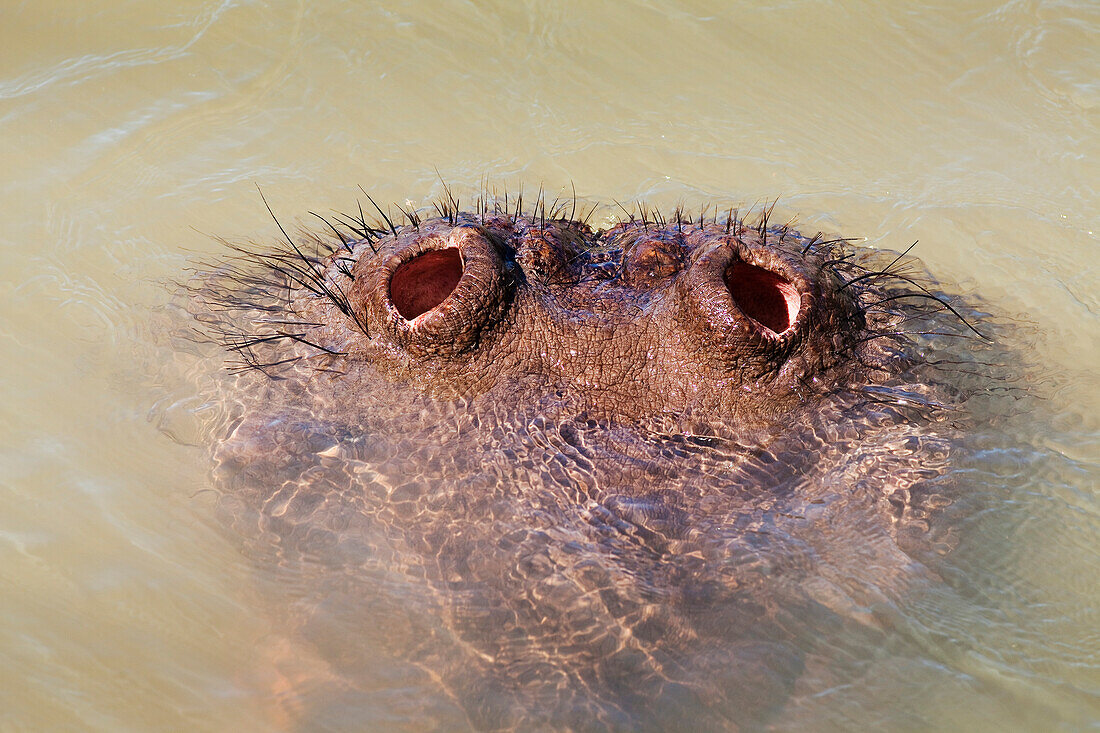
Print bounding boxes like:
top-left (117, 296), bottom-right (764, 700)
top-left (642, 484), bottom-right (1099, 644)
top-left (1, 1), bottom-right (1096, 730)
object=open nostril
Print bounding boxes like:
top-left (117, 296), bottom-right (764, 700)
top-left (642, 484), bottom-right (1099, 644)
top-left (725, 261), bottom-right (800, 334)
top-left (390, 247), bottom-right (463, 320)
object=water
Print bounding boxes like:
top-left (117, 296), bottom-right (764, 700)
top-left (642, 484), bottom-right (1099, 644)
top-left (1, 1), bottom-right (1096, 730)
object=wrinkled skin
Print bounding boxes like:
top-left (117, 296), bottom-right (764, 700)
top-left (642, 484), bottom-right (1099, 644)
top-left (199, 204), bottom-right (990, 731)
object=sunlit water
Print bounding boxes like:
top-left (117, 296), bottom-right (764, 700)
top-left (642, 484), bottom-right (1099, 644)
top-left (1, 1), bottom-right (1096, 730)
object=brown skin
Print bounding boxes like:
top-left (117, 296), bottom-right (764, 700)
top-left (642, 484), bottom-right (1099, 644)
top-left (287, 213), bottom-right (877, 426)
top-left (200, 205), bottom-right (985, 731)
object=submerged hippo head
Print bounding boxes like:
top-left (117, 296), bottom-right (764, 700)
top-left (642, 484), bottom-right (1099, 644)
top-left (196, 194), bottom-right (993, 730)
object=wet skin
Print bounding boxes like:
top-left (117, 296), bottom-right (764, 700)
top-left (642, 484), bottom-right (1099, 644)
top-left (199, 203), bottom-right (991, 730)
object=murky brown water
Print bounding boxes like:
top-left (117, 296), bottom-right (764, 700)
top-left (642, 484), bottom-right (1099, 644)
top-left (1, 1), bottom-right (1096, 730)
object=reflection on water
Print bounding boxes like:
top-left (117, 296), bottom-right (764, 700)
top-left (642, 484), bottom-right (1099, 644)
top-left (1, 1), bottom-right (1096, 731)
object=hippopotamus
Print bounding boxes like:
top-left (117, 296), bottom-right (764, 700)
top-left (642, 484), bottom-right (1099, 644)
top-left (196, 192), bottom-right (995, 730)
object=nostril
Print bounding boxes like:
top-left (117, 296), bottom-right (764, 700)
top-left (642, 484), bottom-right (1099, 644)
top-left (390, 247), bottom-right (463, 319)
top-left (725, 261), bottom-right (800, 334)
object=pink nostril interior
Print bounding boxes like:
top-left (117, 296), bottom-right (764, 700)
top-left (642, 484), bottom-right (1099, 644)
top-left (725, 261), bottom-right (800, 334)
top-left (390, 248), bottom-right (463, 319)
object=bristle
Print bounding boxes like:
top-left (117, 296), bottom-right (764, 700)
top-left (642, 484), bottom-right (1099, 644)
top-left (310, 212), bottom-right (351, 253)
top-left (881, 240), bottom-right (919, 275)
top-left (361, 189), bottom-right (398, 238)
top-left (580, 202), bottom-right (597, 227)
top-left (612, 199), bottom-right (635, 227)
top-left (838, 268), bottom-right (987, 340)
top-left (394, 201), bottom-right (421, 230)
top-left (435, 169), bottom-right (460, 226)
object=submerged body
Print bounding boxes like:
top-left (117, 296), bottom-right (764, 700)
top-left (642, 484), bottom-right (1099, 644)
top-left (199, 198), bottom-right (995, 730)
